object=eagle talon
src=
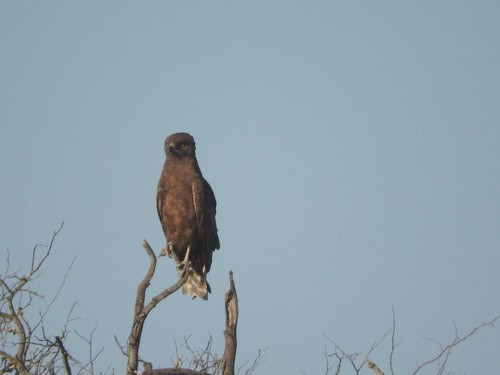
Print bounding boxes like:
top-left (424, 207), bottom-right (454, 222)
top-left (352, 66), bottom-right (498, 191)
top-left (176, 262), bottom-right (188, 271)
top-left (176, 245), bottom-right (191, 273)
top-left (178, 261), bottom-right (192, 277)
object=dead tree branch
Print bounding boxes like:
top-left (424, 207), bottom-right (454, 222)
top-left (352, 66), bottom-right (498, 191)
top-left (126, 240), bottom-right (189, 375)
top-left (55, 336), bottom-right (72, 375)
top-left (127, 247), bottom-right (242, 375)
top-left (75, 327), bottom-right (105, 375)
top-left (0, 224), bottom-right (111, 375)
top-left (142, 370), bottom-right (210, 375)
top-left (410, 315), bottom-right (500, 375)
top-left (3, 232), bottom-right (248, 375)
top-left (0, 223), bottom-right (66, 375)
top-left (365, 359), bottom-right (384, 375)
top-left (388, 307), bottom-right (398, 375)
top-left (324, 327), bottom-right (390, 375)
top-left (324, 310), bottom-right (500, 375)
top-left (222, 271), bottom-right (238, 375)
top-left (238, 347), bottom-right (266, 375)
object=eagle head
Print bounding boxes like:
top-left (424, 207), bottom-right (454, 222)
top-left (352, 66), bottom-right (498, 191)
top-left (164, 132), bottom-right (196, 158)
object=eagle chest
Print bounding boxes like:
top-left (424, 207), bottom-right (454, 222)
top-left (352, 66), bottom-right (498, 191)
top-left (163, 169), bottom-right (202, 248)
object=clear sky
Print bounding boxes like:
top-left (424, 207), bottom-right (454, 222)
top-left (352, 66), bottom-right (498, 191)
top-left (1, 1), bottom-right (499, 374)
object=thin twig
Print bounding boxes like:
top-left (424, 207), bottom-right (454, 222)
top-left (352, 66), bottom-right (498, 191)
top-left (243, 347), bottom-right (266, 375)
top-left (389, 307), bottom-right (397, 375)
top-left (411, 316), bottom-right (500, 375)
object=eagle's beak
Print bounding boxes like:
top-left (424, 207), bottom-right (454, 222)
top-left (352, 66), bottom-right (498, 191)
top-left (166, 143), bottom-right (176, 154)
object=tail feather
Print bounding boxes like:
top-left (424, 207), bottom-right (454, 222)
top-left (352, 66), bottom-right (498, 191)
top-left (169, 248), bottom-right (210, 300)
top-left (182, 270), bottom-right (210, 300)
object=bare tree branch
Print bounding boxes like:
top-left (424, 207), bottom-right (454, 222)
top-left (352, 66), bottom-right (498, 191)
top-left (126, 240), bottom-right (189, 375)
top-left (0, 224), bottom-right (107, 375)
top-left (114, 334), bottom-right (127, 357)
top-left (324, 328), bottom-right (389, 375)
top-left (143, 369), bottom-right (210, 375)
top-left (411, 315), bottom-right (500, 375)
top-left (74, 327), bottom-right (105, 375)
top-left (222, 271), bottom-right (238, 375)
top-left (241, 347), bottom-right (266, 375)
top-left (388, 306), bottom-right (398, 375)
top-left (2, 229), bottom-right (254, 375)
top-left (55, 336), bottom-right (72, 375)
top-left (324, 310), bottom-right (500, 375)
top-left (365, 359), bottom-right (384, 375)
top-left (0, 223), bottom-right (65, 375)
top-left (29, 223), bottom-right (64, 277)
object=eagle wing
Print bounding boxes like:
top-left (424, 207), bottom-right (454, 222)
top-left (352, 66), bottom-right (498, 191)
top-left (191, 178), bottom-right (220, 273)
top-left (156, 178), bottom-right (166, 231)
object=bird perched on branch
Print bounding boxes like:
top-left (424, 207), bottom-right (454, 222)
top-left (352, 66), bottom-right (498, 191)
top-left (157, 132), bottom-right (220, 300)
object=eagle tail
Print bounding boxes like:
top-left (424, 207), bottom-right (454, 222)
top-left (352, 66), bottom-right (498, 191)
top-left (182, 270), bottom-right (211, 300)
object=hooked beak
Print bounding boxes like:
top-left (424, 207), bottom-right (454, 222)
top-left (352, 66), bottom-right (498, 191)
top-left (166, 142), bottom-right (177, 155)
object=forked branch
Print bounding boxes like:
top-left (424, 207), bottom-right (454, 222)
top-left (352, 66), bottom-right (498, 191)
top-left (410, 315), bottom-right (500, 375)
top-left (126, 240), bottom-right (189, 375)
top-left (126, 241), bottom-right (241, 375)
top-left (0, 223), bottom-right (65, 375)
top-left (323, 310), bottom-right (500, 375)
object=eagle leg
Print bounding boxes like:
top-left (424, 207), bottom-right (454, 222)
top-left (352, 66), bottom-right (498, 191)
top-left (177, 245), bottom-right (192, 275)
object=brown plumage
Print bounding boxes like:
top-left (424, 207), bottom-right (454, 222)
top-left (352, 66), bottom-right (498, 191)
top-left (157, 132), bottom-right (220, 300)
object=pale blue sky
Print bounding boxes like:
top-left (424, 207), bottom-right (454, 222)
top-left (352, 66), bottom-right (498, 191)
top-left (1, 1), bottom-right (499, 374)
